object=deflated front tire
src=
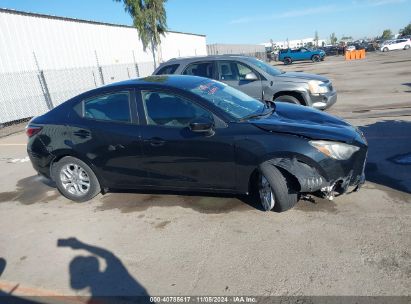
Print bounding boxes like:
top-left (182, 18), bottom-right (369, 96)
top-left (258, 162), bottom-right (299, 212)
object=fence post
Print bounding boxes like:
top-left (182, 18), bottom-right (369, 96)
top-left (132, 50), bottom-right (140, 77)
top-left (95, 50), bottom-right (105, 85)
top-left (33, 52), bottom-right (53, 110)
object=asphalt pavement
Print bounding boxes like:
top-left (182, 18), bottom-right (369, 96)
top-left (0, 50), bottom-right (410, 299)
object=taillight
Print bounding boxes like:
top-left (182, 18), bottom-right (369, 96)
top-left (26, 126), bottom-right (42, 137)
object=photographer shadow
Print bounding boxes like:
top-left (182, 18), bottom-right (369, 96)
top-left (58, 238), bottom-right (149, 302)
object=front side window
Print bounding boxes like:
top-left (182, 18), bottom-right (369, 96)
top-left (156, 64), bottom-right (179, 75)
top-left (183, 62), bottom-right (214, 78)
top-left (142, 91), bottom-right (213, 128)
top-left (84, 91), bottom-right (131, 123)
top-left (217, 61), bottom-right (257, 81)
top-left (236, 62), bottom-right (257, 80)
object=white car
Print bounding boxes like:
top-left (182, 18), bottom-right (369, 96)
top-left (346, 45), bottom-right (356, 52)
top-left (380, 39), bottom-right (411, 52)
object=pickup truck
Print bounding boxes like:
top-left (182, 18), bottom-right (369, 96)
top-left (278, 47), bottom-right (326, 64)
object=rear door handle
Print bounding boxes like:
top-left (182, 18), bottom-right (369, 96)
top-left (148, 137), bottom-right (165, 147)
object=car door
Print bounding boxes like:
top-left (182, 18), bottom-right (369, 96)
top-left (136, 89), bottom-right (236, 190)
top-left (299, 48), bottom-right (311, 60)
top-left (70, 89), bottom-right (147, 188)
top-left (217, 60), bottom-right (263, 100)
top-left (392, 40), bottom-right (400, 50)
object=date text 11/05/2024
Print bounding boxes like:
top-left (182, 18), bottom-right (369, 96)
top-left (150, 296), bottom-right (257, 303)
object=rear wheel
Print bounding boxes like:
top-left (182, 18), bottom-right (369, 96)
top-left (312, 55), bottom-right (321, 62)
top-left (258, 163), bottom-right (299, 212)
top-left (274, 95), bottom-right (302, 105)
top-left (53, 156), bottom-right (101, 202)
top-left (283, 57), bottom-right (292, 65)
top-left (404, 45), bottom-right (410, 50)
top-left (383, 47), bottom-right (389, 52)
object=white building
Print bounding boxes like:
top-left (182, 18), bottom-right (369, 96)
top-left (0, 8), bottom-right (207, 123)
top-left (262, 37), bottom-right (326, 49)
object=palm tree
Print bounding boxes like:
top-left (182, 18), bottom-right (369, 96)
top-left (115, 0), bottom-right (167, 68)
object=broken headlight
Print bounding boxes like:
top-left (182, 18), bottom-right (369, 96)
top-left (309, 140), bottom-right (360, 160)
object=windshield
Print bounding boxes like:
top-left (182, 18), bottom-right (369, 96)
top-left (189, 80), bottom-right (265, 120)
top-left (243, 57), bottom-right (283, 76)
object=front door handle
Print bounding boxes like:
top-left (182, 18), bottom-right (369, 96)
top-left (73, 129), bottom-right (90, 139)
top-left (148, 137), bottom-right (165, 147)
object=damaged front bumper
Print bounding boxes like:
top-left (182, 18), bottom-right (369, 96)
top-left (266, 157), bottom-right (366, 201)
top-left (320, 173), bottom-right (365, 200)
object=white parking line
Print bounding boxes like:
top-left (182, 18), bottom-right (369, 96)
top-left (9, 156), bottom-right (30, 163)
top-left (0, 156), bottom-right (30, 163)
top-left (0, 143), bottom-right (26, 146)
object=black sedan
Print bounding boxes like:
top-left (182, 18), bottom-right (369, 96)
top-left (27, 75), bottom-right (367, 212)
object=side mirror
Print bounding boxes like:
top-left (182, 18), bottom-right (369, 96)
top-left (189, 117), bottom-right (214, 134)
top-left (245, 72), bottom-right (258, 81)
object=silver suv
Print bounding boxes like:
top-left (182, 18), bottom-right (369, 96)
top-left (153, 55), bottom-right (337, 110)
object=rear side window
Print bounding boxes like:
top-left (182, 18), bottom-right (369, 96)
top-left (83, 92), bottom-right (131, 123)
top-left (156, 64), bottom-right (179, 75)
top-left (183, 62), bottom-right (214, 78)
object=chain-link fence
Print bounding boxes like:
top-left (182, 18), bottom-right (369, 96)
top-left (207, 44), bottom-right (267, 61)
top-left (0, 60), bottom-right (155, 125)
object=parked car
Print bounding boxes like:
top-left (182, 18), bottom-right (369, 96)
top-left (27, 75), bottom-right (367, 212)
top-left (153, 55), bottom-right (337, 110)
top-left (320, 46), bottom-right (341, 56)
top-left (278, 48), bottom-right (326, 64)
top-left (346, 45), bottom-right (356, 52)
top-left (380, 39), bottom-right (411, 51)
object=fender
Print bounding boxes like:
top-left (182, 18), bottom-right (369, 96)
top-left (265, 157), bottom-right (326, 192)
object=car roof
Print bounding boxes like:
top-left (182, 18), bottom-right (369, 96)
top-left (103, 75), bottom-right (210, 90)
top-left (162, 54), bottom-right (255, 64)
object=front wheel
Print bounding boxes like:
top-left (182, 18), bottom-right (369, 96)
top-left (404, 45), bottom-right (410, 50)
top-left (283, 57), bottom-right (292, 65)
top-left (383, 47), bottom-right (389, 52)
top-left (258, 163), bottom-right (299, 212)
top-left (53, 156), bottom-right (101, 202)
top-left (274, 95), bottom-right (302, 105)
top-left (312, 55), bottom-right (321, 62)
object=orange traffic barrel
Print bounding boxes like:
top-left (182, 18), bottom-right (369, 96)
top-left (345, 51), bottom-right (351, 60)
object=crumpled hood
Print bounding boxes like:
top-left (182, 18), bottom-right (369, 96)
top-left (251, 103), bottom-right (361, 143)
top-left (277, 72), bottom-right (329, 83)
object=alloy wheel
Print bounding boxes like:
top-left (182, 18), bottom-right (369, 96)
top-left (259, 175), bottom-right (275, 211)
top-left (60, 163), bottom-right (91, 196)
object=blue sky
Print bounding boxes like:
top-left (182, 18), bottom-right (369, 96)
top-left (0, 0), bottom-right (410, 43)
